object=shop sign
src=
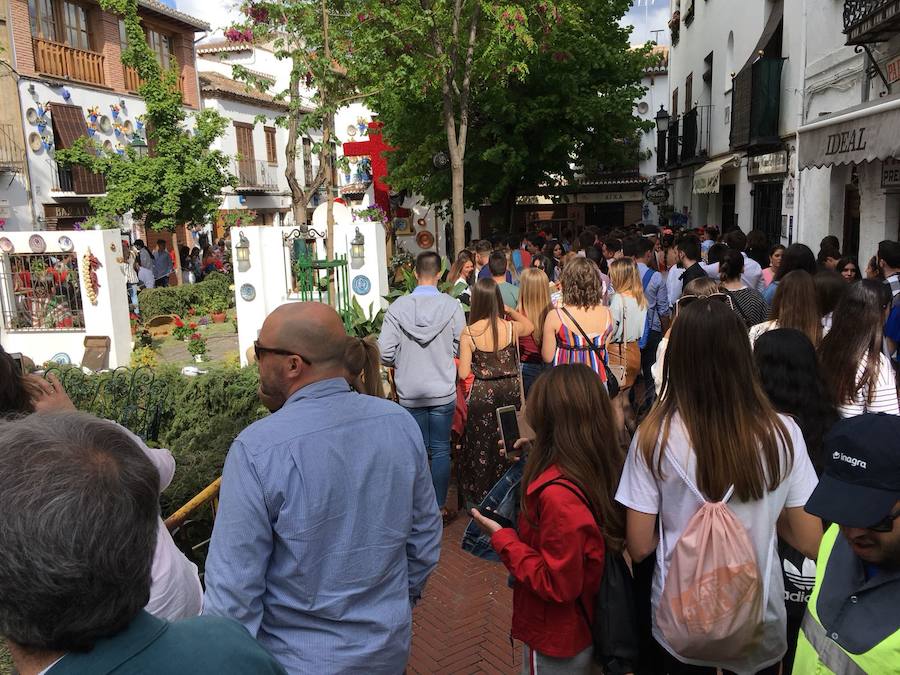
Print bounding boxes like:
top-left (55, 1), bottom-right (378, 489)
top-left (888, 55), bottom-right (900, 84)
top-left (882, 158), bottom-right (900, 189)
top-left (43, 204), bottom-right (93, 219)
top-left (748, 151), bottom-right (788, 178)
top-left (645, 185), bottom-right (670, 204)
top-left (571, 191), bottom-right (644, 204)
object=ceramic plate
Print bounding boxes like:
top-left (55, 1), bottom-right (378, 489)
top-left (29, 234), bottom-right (46, 253)
top-left (58, 236), bottom-right (74, 252)
top-left (416, 230), bottom-right (435, 249)
top-left (0, 237), bottom-right (13, 253)
top-left (240, 283), bottom-right (256, 302)
top-left (637, 101), bottom-right (650, 114)
top-left (99, 115), bottom-right (112, 134)
top-left (123, 120), bottom-right (134, 135)
top-left (103, 140), bottom-right (114, 153)
top-left (26, 108), bottom-right (39, 125)
top-left (347, 125), bottom-right (357, 137)
top-left (28, 132), bottom-right (43, 152)
top-left (417, 218), bottom-right (427, 228)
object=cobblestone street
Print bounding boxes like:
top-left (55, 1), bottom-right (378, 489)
top-left (408, 498), bottom-right (522, 675)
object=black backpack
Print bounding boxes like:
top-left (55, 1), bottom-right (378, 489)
top-left (534, 479), bottom-right (640, 674)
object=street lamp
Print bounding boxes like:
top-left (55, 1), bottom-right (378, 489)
top-left (655, 105), bottom-right (670, 133)
top-left (350, 227), bottom-right (365, 265)
top-left (130, 138), bottom-right (149, 159)
top-left (236, 231), bottom-right (251, 273)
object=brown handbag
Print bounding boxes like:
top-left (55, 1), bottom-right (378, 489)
top-left (608, 298), bottom-right (642, 390)
top-left (513, 325), bottom-right (534, 438)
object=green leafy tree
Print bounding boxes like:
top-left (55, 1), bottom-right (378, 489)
top-left (350, 0), bottom-right (653, 233)
top-left (56, 0), bottom-right (233, 231)
top-left (347, 0), bottom-right (594, 253)
top-left (224, 1), bottom-right (369, 262)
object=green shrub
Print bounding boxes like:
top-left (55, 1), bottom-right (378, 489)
top-left (138, 272), bottom-right (233, 321)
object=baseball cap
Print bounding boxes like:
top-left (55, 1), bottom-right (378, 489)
top-left (805, 414), bottom-right (900, 528)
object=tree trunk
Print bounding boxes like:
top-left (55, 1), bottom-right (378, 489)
top-left (451, 160), bottom-right (465, 254)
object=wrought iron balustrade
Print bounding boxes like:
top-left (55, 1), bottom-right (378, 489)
top-left (0, 252), bottom-right (85, 332)
top-left (234, 158), bottom-right (278, 190)
top-left (844, 0), bottom-right (900, 44)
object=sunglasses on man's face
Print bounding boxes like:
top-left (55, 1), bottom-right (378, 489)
top-left (868, 508), bottom-right (900, 533)
top-left (253, 340), bottom-right (310, 364)
top-left (675, 292), bottom-right (735, 312)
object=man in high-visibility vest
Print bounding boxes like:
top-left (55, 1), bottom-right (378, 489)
top-left (794, 413), bottom-right (900, 674)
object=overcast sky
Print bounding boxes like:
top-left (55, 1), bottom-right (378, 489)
top-left (175, 1), bottom-right (669, 45)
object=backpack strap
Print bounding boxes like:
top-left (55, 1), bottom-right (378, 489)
top-left (664, 452), bottom-right (735, 505)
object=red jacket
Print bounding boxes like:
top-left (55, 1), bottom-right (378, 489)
top-left (491, 465), bottom-right (605, 658)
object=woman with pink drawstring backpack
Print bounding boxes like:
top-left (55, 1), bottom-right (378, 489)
top-left (615, 299), bottom-right (824, 675)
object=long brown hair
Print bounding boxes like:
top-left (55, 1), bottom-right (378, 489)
top-left (609, 258), bottom-right (648, 309)
top-left (468, 278), bottom-right (505, 354)
top-left (819, 280), bottom-right (890, 407)
top-left (517, 268), bottom-right (551, 345)
top-left (522, 364), bottom-right (625, 551)
top-left (448, 250), bottom-right (474, 286)
top-left (770, 270), bottom-right (821, 345)
top-left (640, 300), bottom-right (793, 502)
top-left (560, 256), bottom-right (603, 309)
top-left (344, 336), bottom-right (383, 397)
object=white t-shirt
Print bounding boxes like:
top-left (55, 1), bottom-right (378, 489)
top-left (138, 266), bottom-right (156, 289)
top-left (702, 254), bottom-right (765, 293)
top-left (838, 351), bottom-right (900, 418)
top-left (615, 413), bottom-right (818, 674)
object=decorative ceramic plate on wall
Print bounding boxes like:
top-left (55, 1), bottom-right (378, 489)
top-left (29, 234), bottom-right (47, 253)
top-left (123, 120), bottom-right (134, 135)
top-left (103, 140), bottom-right (114, 153)
top-left (28, 132), bottom-right (43, 152)
top-left (416, 230), bottom-right (435, 249)
top-left (239, 283), bottom-right (256, 302)
top-left (98, 115), bottom-right (112, 134)
top-left (347, 125), bottom-right (357, 137)
top-left (0, 237), bottom-right (13, 253)
top-left (58, 236), bottom-right (74, 252)
top-left (26, 108), bottom-right (39, 125)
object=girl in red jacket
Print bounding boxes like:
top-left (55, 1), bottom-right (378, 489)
top-left (471, 363), bottom-right (626, 673)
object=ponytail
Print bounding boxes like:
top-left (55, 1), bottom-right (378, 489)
top-left (344, 336), bottom-right (384, 397)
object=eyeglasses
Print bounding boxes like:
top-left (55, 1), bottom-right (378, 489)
top-left (868, 508), bottom-right (900, 533)
top-left (675, 292), bottom-right (735, 312)
top-left (253, 340), bottom-right (310, 364)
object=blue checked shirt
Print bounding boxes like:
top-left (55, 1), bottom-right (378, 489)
top-left (203, 378), bottom-right (442, 674)
top-left (636, 262), bottom-right (670, 333)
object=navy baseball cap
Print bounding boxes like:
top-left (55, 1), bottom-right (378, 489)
top-left (805, 414), bottom-right (900, 528)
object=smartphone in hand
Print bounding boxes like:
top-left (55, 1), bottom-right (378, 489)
top-left (496, 405), bottom-right (520, 452)
top-left (477, 507), bottom-right (515, 530)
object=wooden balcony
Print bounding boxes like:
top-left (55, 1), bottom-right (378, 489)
top-left (33, 38), bottom-right (105, 86)
top-left (125, 65), bottom-right (186, 99)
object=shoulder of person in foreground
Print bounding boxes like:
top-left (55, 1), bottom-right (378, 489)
top-left (159, 615), bottom-right (287, 674)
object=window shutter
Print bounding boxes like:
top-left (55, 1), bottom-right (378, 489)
top-left (49, 103), bottom-right (105, 195)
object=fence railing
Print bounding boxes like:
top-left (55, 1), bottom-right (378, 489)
top-left (0, 252), bottom-right (85, 332)
top-left (844, 0), bottom-right (900, 44)
top-left (0, 124), bottom-right (25, 171)
top-left (33, 38), bottom-right (105, 86)
top-left (234, 158), bottom-right (278, 190)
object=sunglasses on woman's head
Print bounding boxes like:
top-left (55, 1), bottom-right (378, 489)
top-left (675, 292), bottom-right (735, 312)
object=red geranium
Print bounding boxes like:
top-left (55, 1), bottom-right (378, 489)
top-left (174, 317), bottom-right (184, 327)
top-left (189, 322), bottom-right (198, 330)
top-left (190, 333), bottom-right (202, 341)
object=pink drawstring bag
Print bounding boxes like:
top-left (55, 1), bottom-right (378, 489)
top-left (656, 456), bottom-right (764, 662)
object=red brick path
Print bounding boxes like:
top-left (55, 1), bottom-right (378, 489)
top-left (408, 504), bottom-right (522, 674)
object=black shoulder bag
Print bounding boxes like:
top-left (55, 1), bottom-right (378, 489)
top-left (535, 479), bottom-right (639, 674)
top-left (559, 306), bottom-right (620, 399)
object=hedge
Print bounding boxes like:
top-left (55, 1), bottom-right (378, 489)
top-left (138, 271), bottom-right (233, 320)
top-left (57, 363), bottom-right (267, 569)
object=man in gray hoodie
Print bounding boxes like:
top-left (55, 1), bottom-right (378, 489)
top-left (379, 252), bottom-right (465, 518)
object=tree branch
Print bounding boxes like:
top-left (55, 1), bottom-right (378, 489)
top-left (456, 2), bottom-right (481, 155)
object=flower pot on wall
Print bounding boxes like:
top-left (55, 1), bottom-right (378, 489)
top-left (212, 312), bottom-right (226, 324)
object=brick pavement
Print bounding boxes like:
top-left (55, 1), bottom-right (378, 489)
top-left (408, 500), bottom-right (522, 675)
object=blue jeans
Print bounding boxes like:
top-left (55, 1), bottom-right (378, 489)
top-left (405, 401), bottom-right (455, 508)
top-left (521, 362), bottom-right (548, 398)
top-left (127, 283), bottom-right (140, 312)
top-left (461, 458), bottom-right (524, 562)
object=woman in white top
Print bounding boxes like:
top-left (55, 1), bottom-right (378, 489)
top-left (818, 280), bottom-right (900, 417)
top-left (607, 259), bottom-right (647, 441)
top-left (616, 299), bottom-right (822, 675)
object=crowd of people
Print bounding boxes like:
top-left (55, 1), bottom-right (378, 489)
top-left (0, 224), bottom-right (898, 675)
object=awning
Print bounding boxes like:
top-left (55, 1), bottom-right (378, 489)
top-left (692, 154), bottom-right (742, 194)
top-left (799, 93), bottom-right (900, 169)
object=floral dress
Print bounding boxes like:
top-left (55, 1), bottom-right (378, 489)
top-left (460, 323), bottom-right (521, 506)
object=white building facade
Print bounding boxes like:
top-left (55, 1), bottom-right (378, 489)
top-left (660, 0), bottom-right (802, 244)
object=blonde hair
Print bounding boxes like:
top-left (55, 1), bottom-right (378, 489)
top-left (609, 258), bottom-right (647, 309)
top-left (517, 268), bottom-right (551, 345)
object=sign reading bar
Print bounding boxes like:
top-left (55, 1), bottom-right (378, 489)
top-left (748, 151), bottom-right (788, 178)
top-left (883, 158), bottom-right (900, 189)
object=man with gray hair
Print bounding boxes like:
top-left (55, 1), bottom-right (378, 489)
top-left (0, 412), bottom-right (286, 675)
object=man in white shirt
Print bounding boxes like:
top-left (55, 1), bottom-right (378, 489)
top-left (701, 229), bottom-right (765, 292)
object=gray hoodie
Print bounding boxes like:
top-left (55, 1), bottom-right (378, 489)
top-left (378, 286), bottom-right (465, 408)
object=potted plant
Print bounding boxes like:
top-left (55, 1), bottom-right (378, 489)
top-left (187, 332), bottom-right (207, 362)
top-left (171, 317), bottom-right (193, 341)
top-left (208, 296), bottom-right (229, 323)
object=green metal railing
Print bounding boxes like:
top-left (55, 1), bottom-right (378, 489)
top-left (290, 237), bottom-right (351, 315)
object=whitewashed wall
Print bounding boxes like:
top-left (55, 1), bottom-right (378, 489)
top-left (0, 228), bottom-right (131, 368)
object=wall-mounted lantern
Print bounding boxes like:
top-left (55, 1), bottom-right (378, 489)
top-left (236, 231), bottom-right (251, 273)
top-left (350, 227), bottom-right (365, 265)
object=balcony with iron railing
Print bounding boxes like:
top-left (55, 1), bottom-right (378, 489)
top-left (49, 160), bottom-right (75, 193)
top-left (33, 38), bottom-right (105, 86)
top-left (844, 0), bottom-right (900, 45)
top-left (234, 158), bottom-right (278, 191)
top-left (662, 107), bottom-right (713, 170)
top-left (0, 124), bottom-right (26, 173)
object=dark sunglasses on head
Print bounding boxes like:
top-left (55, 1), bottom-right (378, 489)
top-left (253, 340), bottom-right (310, 364)
top-left (868, 508), bottom-right (900, 533)
top-left (675, 292), bottom-right (735, 312)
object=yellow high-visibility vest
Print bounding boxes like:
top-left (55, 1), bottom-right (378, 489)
top-left (792, 525), bottom-right (900, 674)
